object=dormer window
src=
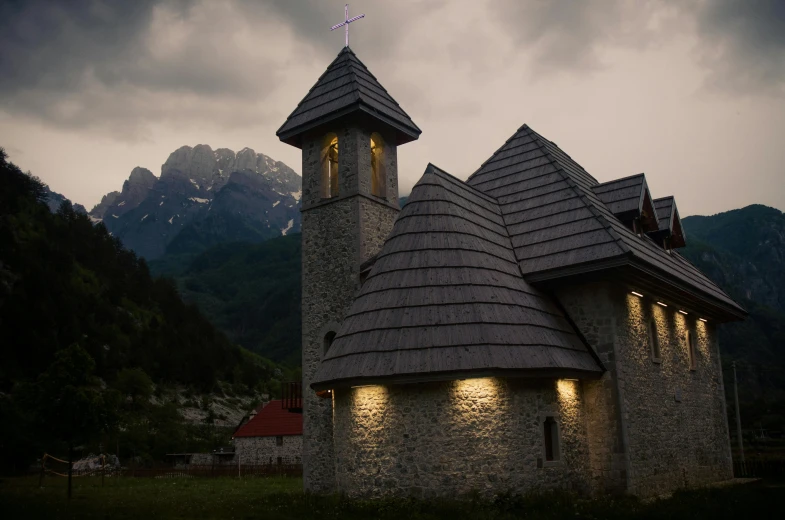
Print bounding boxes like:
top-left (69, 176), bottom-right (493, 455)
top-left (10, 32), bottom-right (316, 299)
top-left (649, 196), bottom-right (687, 250)
top-left (593, 174), bottom-right (659, 235)
top-left (321, 133), bottom-right (339, 198)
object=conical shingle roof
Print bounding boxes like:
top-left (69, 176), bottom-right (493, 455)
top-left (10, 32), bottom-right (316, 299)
top-left (277, 47), bottom-right (420, 147)
top-left (311, 165), bottom-right (603, 389)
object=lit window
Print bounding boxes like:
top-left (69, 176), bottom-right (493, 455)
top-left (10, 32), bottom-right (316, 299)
top-left (543, 416), bottom-right (560, 462)
top-left (321, 133), bottom-right (339, 198)
top-left (648, 319), bottom-right (661, 362)
top-left (324, 331), bottom-right (336, 356)
top-left (687, 329), bottom-right (697, 371)
top-left (276, 436), bottom-right (283, 447)
top-left (370, 132), bottom-right (386, 198)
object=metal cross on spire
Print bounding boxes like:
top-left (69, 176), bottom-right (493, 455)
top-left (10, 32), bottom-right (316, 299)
top-left (331, 4), bottom-right (365, 48)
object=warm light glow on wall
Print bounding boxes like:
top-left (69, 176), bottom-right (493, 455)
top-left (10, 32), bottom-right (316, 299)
top-left (452, 377), bottom-right (500, 398)
top-left (557, 379), bottom-right (578, 402)
top-left (352, 385), bottom-right (386, 397)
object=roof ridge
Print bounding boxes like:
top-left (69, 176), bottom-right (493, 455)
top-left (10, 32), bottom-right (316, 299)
top-left (528, 132), bottom-right (633, 257)
top-left (275, 50), bottom-right (353, 135)
top-left (426, 163), bottom-right (501, 205)
top-left (594, 172), bottom-right (646, 186)
top-left (347, 52), bottom-right (419, 124)
top-left (467, 125), bottom-right (533, 182)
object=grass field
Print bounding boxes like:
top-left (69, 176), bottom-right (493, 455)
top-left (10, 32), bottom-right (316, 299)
top-left (0, 475), bottom-right (781, 519)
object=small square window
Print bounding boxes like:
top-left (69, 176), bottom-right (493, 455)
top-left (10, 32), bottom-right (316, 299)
top-left (276, 435), bottom-right (283, 446)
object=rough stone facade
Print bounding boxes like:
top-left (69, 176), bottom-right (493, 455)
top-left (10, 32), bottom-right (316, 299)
top-left (556, 281), bottom-right (733, 497)
top-left (234, 435), bottom-right (303, 465)
top-left (300, 123), bottom-right (400, 492)
top-left (332, 378), bottom-right (590, 498)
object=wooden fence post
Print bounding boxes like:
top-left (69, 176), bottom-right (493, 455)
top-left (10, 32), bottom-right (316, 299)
top-left (39, 455), bottom-right (45, 487)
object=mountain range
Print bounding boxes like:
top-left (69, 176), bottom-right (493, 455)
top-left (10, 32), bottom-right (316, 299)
top-left (87, 145), bottom-right (302, 259)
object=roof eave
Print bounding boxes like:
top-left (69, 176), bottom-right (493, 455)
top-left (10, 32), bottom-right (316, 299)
top-left (311, 365), bottom-right (604, 391)
top-left (276, 102), bottom-right (421, 149)
top-left (526, 255), bottom-right (747, 322)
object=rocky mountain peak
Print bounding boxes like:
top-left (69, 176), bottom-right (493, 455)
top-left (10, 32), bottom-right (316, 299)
top-left (128, 167), bottom-right (156, 187)
top-left (90, 144), bottom-right (302, 259)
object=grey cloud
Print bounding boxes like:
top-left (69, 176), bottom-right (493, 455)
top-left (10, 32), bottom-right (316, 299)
top-left (494, 0), bottom-right (665, 74)
top-left (0, 0), bottom-right (298, 136)
top-left (693, 0), bottom-right (785, 96)
top-left (494, 0), bottom-right (785, 95)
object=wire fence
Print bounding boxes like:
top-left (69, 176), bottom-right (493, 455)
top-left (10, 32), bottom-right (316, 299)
top-left (734, 459), bottom-right (785, 479)
top-left (36, 463), bottom-right (302, 480)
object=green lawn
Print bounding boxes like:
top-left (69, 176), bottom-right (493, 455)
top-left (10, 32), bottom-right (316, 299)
top-left (0, 475), bottom-right (780, 520)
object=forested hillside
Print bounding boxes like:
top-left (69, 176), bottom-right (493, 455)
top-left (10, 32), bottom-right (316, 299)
top-left (681, 205), bottom-right (785, 427)
top-left (150, 237), bottom-right (301, 365)
top-left (0, 149), bottom-right (288, 473)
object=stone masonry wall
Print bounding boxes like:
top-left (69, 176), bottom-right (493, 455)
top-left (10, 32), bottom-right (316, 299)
top-left (556, 283), bottom-right (629, 495)
top-left (332, 378), bottom-right (591, 498)
top-left (615, 288), bottom-right (732, 496)
top-left (234, 435), bottom-right (303, 465)
top-left (300, 123), bottom-right (402, 492)
top-left (556, 281), bottom-right (733, 498)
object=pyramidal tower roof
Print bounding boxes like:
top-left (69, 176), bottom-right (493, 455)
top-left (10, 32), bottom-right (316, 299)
top-left (276, 47), bottom-right (421, 147)
top-left (467, 124), bottom-right (744, 318)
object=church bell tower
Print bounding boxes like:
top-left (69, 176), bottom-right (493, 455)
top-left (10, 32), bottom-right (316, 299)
top-left (276, 46), bottom-right (420, 492)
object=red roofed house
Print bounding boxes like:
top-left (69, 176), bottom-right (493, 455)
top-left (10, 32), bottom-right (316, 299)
top-left (233, 400), bottom-right (303, 465)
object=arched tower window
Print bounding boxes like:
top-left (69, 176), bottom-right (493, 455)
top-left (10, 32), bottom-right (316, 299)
top-left (321, 133), bottom-right (339, 198)
top-left (323, 331), bottom-right (336, 356)
top-left (370, 132), bottom-right (386, 198)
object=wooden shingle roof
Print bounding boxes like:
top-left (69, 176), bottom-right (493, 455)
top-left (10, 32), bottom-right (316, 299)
top-left (467, 124), bottom-right (744, 319)
top-left (592, 174), bottom-right (659, 232)
top-left (311, 164), bottom-right (603, 390)
top-left (276, 47), bottom-right (421, 147)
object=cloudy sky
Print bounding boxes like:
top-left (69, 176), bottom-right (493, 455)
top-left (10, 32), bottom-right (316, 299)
top-left (1, 0), bottom-right (783, 215)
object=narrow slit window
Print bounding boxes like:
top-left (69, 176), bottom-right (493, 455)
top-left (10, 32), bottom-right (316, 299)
top-left (321, 133), bottom-right (339, 198)
top-left (276, 435), bottom-right (283, 447)
top-left (648, 319), bottom-right (661, 362)
top-left (687, 329), bottom-right (697, 371)
top-left (543, 416), bottom-right (560, 462)
top-left (370, 132), bottom-right (386, 198)
top-left (324, 331), bottom-right (336, 356)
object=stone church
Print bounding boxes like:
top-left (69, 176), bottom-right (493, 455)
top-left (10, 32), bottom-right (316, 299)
top-left (276, 46), bottom-right (746, 498)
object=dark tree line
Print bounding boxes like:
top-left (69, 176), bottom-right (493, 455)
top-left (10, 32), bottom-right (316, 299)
top-left (0, 148), bottom-right (275, 473)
